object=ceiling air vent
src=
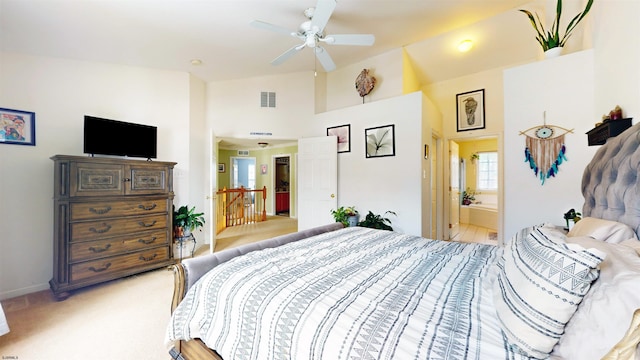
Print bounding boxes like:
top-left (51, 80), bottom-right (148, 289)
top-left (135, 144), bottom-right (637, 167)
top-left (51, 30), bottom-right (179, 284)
top-left (238, 150), bottom-right (249, 156)
top-left (260, 92), bottom-right (276, 108)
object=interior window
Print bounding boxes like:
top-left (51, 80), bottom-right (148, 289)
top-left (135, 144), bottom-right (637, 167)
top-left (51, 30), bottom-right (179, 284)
top-left (477, 152), bottom-right (498, 190)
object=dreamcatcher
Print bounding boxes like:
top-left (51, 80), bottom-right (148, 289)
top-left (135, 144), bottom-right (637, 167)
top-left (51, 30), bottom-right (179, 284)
top-left (519, 113), bottom-right (574, 185)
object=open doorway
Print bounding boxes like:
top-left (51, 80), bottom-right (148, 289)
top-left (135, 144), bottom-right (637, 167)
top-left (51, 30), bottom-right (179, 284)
top-left (274, 155), bottom-right (291, 217)
top-left (449, 136), bottom-right (500, 244)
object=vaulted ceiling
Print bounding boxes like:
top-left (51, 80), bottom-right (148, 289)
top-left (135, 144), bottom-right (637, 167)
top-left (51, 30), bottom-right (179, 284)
top-left (1, 0), bottom-right (541, 85)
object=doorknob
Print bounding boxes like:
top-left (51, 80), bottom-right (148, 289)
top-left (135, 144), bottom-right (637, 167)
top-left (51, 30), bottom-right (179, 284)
top-left (331, 194), bottom-right (335, 198)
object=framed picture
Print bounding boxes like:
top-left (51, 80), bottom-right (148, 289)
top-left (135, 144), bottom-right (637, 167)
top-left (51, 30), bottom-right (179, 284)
top-left (218, 163), bottom-right (225, 173)
top-left (0, 107), bottom-right (36, 146)
top-left (365, 124), bottom-right (395, 158)
top-left (260, 164), bottom-right (267, 175)
top-left (456, 89), bottom-right (485, 132)
top-left (327, 124), bottom-right (351, 153)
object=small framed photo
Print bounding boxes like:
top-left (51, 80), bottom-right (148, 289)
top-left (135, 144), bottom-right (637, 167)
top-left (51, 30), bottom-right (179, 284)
top-left (456, 89), bottom-right (485, 132)
top-left (327, 124), bottom-right (351, 153)
top-left (365, 124), bottom-right (395, 158)
top-left (260, 164), bottom-right (267, 175)
top-left (0, 107), bottom-right (36, 146)
top-left (218, 163), bottom-right (225, 173)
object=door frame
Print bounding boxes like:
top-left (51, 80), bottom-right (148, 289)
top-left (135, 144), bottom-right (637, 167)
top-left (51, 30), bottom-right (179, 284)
top-left (444, 132), bottom-right (504, 244)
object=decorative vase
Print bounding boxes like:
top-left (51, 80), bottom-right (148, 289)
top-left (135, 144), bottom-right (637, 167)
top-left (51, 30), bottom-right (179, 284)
top-left (347, 215), bottom-right (359, 227)
top-left (544, 47), bottom-right (563, 59)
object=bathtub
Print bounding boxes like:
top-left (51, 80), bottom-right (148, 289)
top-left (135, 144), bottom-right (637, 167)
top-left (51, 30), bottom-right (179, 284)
top-left (460, 202), bottom-right (498, 230)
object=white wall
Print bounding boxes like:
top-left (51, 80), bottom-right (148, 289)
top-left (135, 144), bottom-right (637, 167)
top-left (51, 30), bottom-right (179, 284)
top-left (0, 53), bottom-right (198, 299)
top-left (593, 0), bottom-right (640, 121)
top-left (207, 72), bottom-right (315, 140)
top-left (504, 50), bottom-right (597, 239)
top-left (313, 92), bottom-right (426, 236)
top-left (322, 49), bottom-right (404, 112)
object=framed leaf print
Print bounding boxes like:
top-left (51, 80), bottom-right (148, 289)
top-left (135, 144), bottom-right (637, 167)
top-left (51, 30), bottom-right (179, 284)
top-left (365, 124), bottom-right (395, 158)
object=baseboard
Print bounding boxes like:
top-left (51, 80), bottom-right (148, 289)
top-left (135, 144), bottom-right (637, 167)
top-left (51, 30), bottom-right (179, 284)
top-left (0, 282), bottom-right (50, 301)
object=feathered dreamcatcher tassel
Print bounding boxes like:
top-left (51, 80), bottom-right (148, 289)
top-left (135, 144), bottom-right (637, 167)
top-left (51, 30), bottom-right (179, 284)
top-left (524, 135), bottom-right (567, 185)
top-left (519, 113), bottom-right (573, 185)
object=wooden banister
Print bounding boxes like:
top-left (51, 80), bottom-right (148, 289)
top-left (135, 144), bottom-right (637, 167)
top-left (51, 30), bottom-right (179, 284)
top-left (215, 186), bottom-right (267, 234)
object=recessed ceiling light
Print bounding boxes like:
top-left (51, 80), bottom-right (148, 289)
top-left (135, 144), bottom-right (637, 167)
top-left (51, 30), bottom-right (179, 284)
top-left (190, 59), bottom-right (203, 66)
top-left (457, 40), bottom-right (473, 52)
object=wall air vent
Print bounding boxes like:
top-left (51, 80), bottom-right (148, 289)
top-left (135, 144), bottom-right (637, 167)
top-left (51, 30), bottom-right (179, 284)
top-left (238, 150), bottom-right (249, 156)
top-left (260, 92), bottom-right (276, 108)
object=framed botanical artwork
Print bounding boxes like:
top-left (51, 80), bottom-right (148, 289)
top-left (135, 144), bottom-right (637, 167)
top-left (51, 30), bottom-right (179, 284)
top-left (327, 124), bottom-right (351, 153)
top-left (218, 163), bottom-right (225, 173)
top-left (0, 107), bottom-right (36, 146)
top-left (365, 124), bottom-right (395, 158)
top-left (456, 89), bottom-right (485, 132)
top-left (260, 164), bottom-right (267, 175)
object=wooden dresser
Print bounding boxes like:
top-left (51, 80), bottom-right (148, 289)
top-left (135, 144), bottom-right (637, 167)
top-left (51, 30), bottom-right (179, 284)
top-left (50, 155), bottom-right (177, 300)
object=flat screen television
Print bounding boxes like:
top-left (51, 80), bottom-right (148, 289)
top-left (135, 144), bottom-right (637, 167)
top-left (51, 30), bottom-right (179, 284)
top-left (83, 116), bottom-right (157, 159)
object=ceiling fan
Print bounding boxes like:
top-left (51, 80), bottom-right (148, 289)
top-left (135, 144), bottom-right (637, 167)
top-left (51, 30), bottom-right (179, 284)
top-left (250, 0), bottom-right (375, 72)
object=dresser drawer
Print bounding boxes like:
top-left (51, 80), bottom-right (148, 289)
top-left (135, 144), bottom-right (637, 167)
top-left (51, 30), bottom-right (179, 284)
top-left (70, 199), bottom-right (168, 221)
top-left (71, 246), bottom-right (170, 282)
top-left (71, 214), bottom-right (167, 241)
top-left (70, 230), bottom-right (168, 262)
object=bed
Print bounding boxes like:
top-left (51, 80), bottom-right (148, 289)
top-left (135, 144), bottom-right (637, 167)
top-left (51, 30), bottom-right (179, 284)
top-left (166, 122), bottom-right (640, 360)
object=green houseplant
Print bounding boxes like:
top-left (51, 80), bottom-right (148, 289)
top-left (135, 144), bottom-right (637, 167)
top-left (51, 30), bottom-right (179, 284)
top-left (462, 188), bottom-right (477, 206)
top-left (520, 0), bottom-right (594, 52)
top-left (173, 205), bottom-right (205, 238)
top-left (331, 206), bottom-right (359, 227)
top-left (563, 208), bottom-right (582, 229)
top-left (358, 210), bottom-right (397, 231)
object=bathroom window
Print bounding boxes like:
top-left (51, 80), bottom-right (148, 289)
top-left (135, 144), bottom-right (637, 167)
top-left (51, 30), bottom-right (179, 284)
top-left (477, 152), bottom-right (498, 190)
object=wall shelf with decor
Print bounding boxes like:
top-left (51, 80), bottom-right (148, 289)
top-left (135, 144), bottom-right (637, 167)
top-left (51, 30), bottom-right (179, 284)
top-left (586, 118), bottom-right (632, 146)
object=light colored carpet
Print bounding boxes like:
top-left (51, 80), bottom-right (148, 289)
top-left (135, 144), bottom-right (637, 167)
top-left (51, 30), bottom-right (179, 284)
top-left (0, 215), bottom-right (297, 360)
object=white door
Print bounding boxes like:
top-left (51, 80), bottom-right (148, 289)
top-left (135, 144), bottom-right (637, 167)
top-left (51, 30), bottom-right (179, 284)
top-left (449, 140), bottom-right (460, 239)
top-left (298, 136), bottom-right (338, 231)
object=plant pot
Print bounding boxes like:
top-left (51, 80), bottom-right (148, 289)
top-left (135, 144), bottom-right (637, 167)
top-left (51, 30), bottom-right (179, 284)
top-left (347, 215), bottom-right (360, 227)
top-left (544, 47), bottom-right (563, 59)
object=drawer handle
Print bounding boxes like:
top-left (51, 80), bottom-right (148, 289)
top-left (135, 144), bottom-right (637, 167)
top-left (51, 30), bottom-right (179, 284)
top-left (138, 220), bottom-right (157, 228)
top-left (89, 206), bottom-right (112, 215)
top-left (139, 253), bottom-right (158, 262)
top-left (88, 263), bottom-right (112, 273)
top-left (88, 244), bottom-right (112, 253)
top-left (137, 237), bottom-right (157, 245)
top-left (89, 223), bottom-right (112, 234)
top-left (138, 203), bottom-right (157, 211)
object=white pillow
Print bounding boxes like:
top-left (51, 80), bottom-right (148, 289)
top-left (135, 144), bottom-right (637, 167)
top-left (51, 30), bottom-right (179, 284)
top-left (567, 217), bottom-right (638, 243)
top-left (493, 225), bottom-right (606, 359)
top-left (552, 236), bottom-right (640, 360)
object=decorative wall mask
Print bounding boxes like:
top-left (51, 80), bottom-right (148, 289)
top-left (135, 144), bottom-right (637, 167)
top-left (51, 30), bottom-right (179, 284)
top-left (355, 69), bottom-right (376, 103)
top-left (519, 114), bottom-right (574, 185)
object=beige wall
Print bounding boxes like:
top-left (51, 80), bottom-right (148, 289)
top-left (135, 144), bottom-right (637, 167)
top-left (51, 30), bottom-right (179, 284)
top-left (458, 139), bottom-right (498, 192)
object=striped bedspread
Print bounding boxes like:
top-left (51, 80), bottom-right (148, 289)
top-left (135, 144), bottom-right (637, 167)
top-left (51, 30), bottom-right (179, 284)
top-left (166, 227), bottom-right (529, 360)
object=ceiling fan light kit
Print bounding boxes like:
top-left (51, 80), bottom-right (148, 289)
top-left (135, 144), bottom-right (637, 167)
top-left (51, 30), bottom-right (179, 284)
top-left (250, 0), bottom-right (375, 72)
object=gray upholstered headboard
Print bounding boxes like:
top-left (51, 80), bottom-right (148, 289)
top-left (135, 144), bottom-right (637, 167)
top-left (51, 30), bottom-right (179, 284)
top-left (582, 121), bottom-right (640, 237)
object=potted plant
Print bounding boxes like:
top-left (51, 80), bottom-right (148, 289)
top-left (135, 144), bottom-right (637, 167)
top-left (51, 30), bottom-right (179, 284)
top-left (173, 205), bottom-right (205, 239)
top-left (563, 208), bottom-right (582, 230)
top-left (357, 210), bottom-right (397, 231)
top-left (461, 188), bottom-right (477, 206)
top-left (519, 0), bottom-right (594, 55)
top-left (330, 206), bottom-right (359, 227)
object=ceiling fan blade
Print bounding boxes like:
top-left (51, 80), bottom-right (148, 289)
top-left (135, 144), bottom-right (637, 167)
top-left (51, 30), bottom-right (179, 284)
top-left (323, 34), bottom-right (375, 46)
top-left (271, 45), bottom-right (305, 66)
top-left (310, 0), bottom-right (336, 33)
top-left (315, 46), bottom-right (336, 72)
top-left (250, 20), bottom-right (296, 36)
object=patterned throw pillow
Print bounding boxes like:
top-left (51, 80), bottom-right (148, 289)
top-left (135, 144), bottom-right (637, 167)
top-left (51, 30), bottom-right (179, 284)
top-left (493, 225), bottom-right (606, 359)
